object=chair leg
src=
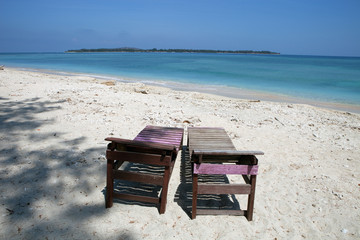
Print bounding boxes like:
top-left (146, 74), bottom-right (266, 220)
top-left (192, 173), bottom-right (198, 219)
top-left (106, 159), bottom-right (114, 208)
top-left (247, 175), bottom-right (257, 221)
top-left (159, 166), bottom-right (170, 214)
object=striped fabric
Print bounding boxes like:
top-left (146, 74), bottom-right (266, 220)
top-left (134, 125), bottom-right (183, 149)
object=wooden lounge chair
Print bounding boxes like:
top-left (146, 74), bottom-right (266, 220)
top-left (188, 127), bottom-right (264, 220)
top-left (105, 125), bottom-right (184, 214)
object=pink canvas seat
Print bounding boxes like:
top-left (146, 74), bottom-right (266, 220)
top-left (105, 125), bottom-right (184, 214)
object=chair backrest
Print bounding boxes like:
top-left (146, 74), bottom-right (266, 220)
top-left (134, 125), bottom-right (184, 151)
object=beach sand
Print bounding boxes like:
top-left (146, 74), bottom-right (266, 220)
top-left (0, 68), bottom-right (359, 239)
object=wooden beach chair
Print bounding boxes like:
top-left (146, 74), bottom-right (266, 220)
top-left (188, 127), bottom-right (264, 220)
top-left (105, 125), bottom-right (184, 214)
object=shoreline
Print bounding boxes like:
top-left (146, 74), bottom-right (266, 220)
top-left (8, 66), bottom-right (360, 114)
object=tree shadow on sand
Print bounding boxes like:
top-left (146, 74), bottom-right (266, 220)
top-left (0, 97), bottom-right (136, 239)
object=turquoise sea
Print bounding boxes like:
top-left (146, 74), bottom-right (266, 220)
top-left (1, 52), bottom-right (360, 107)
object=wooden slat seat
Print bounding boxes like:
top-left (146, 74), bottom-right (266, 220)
top-left (105, 125), bottom-right (184, 214)
top-left (188, 127), bottom-right (264, 220)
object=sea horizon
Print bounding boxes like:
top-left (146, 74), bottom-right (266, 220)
top-left (2, 50), bottom-right (360, 57)
top-left (1, 52), bottom-right (360, 113)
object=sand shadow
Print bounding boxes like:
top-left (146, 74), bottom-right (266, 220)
top-left (174, 146), bottom-right (241, 218)
top-left (0, 97), bottom-right (114, 239)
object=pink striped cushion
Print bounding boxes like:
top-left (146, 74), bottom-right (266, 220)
top-left (134, 126), bottom-right (183, 149)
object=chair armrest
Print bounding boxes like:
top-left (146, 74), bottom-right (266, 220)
top-left (191, 150), bottom-right (263, 164)
top-left (105, 137), bottom-right (176, 151)
top-left (192, 150), bottom-right (264, 156)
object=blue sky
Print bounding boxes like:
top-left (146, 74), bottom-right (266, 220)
top-left (1, 0), bottom-right (360, 56)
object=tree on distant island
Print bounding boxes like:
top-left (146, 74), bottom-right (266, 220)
top-left (65, 47), bottom-right (280, 55)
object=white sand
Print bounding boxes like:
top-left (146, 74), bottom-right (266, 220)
top-left (0, 68), bottom-right (359, 239)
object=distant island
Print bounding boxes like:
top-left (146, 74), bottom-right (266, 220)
top-left (65, 47), bottom-right (280, 55)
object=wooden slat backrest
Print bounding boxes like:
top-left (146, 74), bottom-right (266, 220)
top-left (188, 127), bottom-right (236, 154)
top-left (134, 125), bottom-right (183, 150)
top-left (106, 125), bottom-right (184, 154)
top-left (188, 127), bottom-right (263, 163)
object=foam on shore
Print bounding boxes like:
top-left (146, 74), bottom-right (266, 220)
top-left (11, 66), bottom-right (360, 114)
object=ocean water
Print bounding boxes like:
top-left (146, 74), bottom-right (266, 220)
top-left (1, 52), bottom-right (360, 105)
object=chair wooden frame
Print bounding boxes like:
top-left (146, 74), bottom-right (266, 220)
top-left (188, 127), bottom-right (264, 220)
top-left (105, 125), bottom-right (184, 214)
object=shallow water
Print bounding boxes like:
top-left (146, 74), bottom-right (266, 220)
top-left (1, 52), bottom-right (360, 107)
